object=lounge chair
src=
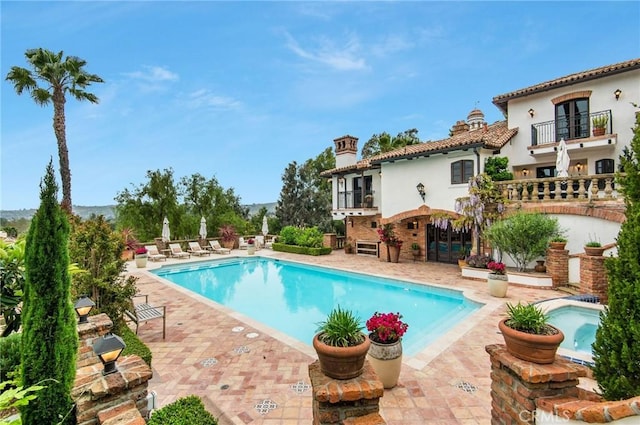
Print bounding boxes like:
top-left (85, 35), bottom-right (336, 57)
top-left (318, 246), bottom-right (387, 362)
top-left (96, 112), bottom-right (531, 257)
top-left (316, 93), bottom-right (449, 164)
top-left (188, 241), bottom-right (211, 256)
top-left (255, 236), bottom-right (265, 249)
top-left (169, 243), bottom-right (190, 259)
top-left (209, 240), bottom-right (231, 254)
top-left (145, 245), bottom-right (167, 262)
top-left (125, 294), bottom-right (166, 339)
top-left (238, 237), bottom-right (249, 250)
top-left (265, 236), bottom-right (276, 249)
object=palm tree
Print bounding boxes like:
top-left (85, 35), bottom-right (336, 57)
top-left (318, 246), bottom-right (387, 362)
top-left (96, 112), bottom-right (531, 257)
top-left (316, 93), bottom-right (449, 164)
top-left (6, 48), bottom-right (104, 213)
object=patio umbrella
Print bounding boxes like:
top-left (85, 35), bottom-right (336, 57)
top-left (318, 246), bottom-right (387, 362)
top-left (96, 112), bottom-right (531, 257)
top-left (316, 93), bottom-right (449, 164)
top-left (556, 138), bottom-right (570, 178)
top-left (261, 215), bottom-right (269, 237)
top-left (162, 217), bottom-right (170, 242)
top-left (199, 217), bottom-right (207, 240)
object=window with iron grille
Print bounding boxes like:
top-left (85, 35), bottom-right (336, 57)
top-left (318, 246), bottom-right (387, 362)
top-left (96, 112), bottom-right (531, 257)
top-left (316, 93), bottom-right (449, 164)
top-left (451, 160), bottom-right (474, 184)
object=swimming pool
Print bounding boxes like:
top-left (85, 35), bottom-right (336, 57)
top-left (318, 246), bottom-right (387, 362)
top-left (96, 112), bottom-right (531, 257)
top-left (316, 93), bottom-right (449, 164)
top-left (544, 300), bottom-right (604, 364)
top-left (152, 257), bottom-right (481, 356)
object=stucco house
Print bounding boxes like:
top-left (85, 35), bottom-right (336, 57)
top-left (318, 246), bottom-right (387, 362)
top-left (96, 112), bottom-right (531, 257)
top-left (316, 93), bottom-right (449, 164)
top-left (321, 58), bottom-right (639, 276)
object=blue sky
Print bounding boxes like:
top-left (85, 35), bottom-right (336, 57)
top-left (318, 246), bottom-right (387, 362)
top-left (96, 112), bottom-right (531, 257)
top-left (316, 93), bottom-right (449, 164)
top-left (1, 1), bottom-right (638, 211)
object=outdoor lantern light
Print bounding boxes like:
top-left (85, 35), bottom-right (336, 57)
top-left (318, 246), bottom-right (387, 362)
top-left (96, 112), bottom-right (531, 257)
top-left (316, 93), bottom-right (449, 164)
top-left (522, 168), bottom-right (529, 177)
top-left (528, 108), bottom-right (535, 117)
top-left (74, 295), bottom-right (95, 324)
top-left (416, 183), bottom-right (426, 202)
top-left (576, 162), bottom-right (583, 173)
top-left (614, 89), bottom-right (622, 100)
top-left (93, 332), bottom-right (126, 375)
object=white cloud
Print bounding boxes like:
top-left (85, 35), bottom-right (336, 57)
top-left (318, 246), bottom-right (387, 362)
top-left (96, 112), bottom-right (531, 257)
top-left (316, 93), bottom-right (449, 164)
top-left (283, 31), bottom-right (368, 71)
top-left (183, 89), bottom-right (242, 110)
top-left (123, 65), bottom-right (179, 82)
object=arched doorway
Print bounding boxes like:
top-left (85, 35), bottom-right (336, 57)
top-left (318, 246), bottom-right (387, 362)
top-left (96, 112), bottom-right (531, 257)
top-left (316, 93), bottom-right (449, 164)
top-left (426, 224), bottom-right (473, 264)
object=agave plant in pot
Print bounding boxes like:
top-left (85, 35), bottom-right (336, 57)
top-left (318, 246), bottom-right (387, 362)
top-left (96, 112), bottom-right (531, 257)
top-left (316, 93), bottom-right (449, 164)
top-left (366, 312), bottom-right (408, 388)
top-left (499, 302), bottom-right (564, 364)
top-left (313, 306), bottom-right (370, 380)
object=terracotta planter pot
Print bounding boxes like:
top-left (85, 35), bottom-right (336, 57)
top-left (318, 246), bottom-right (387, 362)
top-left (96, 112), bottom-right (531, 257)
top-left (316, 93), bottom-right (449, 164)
top-left (367, 338), bottom-right (403, 389)
top-left (498, 319), bottom-right (564, 364)
top-left (593, 127), bottom-right (606, 137)
top-left (488, 274), bottom-right (508, 298)
top-left (387, 245), bottom-right (400, 263)
top-left (549, 242), bottom-right (567, 250)
top-left (313, 333), bottom-right (370, 380)
top-left (584, 246), bottom-right (605, 256)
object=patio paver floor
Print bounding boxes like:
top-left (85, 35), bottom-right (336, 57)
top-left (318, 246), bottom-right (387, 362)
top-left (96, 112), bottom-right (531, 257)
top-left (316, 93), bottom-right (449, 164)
top-left (128, 249), bottom-right (566, 424)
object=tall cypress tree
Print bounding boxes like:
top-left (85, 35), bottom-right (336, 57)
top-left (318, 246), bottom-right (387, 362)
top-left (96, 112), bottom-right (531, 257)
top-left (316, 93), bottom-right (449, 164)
top-left (592, 110), bottom-right (640, 400)
top-left (21, 161), bottom-right (78, 424)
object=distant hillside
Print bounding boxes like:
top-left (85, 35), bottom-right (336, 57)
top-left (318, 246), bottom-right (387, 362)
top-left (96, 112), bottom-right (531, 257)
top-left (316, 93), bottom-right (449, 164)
top-left (0, 202), bottom-right (277, 222)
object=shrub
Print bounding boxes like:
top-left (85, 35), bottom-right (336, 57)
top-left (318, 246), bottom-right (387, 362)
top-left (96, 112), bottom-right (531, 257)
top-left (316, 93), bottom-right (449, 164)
top-left (504, 302), bottom-right (554, 335)
top-left (147, 395), bottom-right (218, 425)
top-left (0, 333), bottom-right (21, 383)
top-left (295, 227), bottom-right (324, 248)
top-left (272, 243), bottom-right (331, 256)
top-left (114, 321), bottom-right (152, 367)
top-left (279, 226), bottom-right (301, 245)
top-left (592, 107), bottom-right (640, 400)
top-left (484, 211), bottom-right (561, 271)
top-left (316, 306), bottom-right (364, 347)
top-left (466, 254), bottom-right (491, 268)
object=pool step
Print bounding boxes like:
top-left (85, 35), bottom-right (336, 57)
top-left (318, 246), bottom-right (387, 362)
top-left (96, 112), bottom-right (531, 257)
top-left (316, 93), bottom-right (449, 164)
top-left (556, 283), bottom-right (581, 295)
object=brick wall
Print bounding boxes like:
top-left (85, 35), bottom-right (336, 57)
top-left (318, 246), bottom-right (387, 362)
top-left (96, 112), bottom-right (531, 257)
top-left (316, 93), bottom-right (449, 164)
top-left (579, 255), bottom-right (609, 304)
top-left (546, 247), bottom-right (569, 288)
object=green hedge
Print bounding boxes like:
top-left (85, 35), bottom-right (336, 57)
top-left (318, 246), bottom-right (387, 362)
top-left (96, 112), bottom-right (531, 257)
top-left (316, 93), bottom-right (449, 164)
top-left (114, 321), bottom-right (153, 367)
top-left (148, 395), bottom-right (217, 425)
top-left (0, 333), bottom-right (21, 382)
top-left (272, 243), bottom-right (332, 256)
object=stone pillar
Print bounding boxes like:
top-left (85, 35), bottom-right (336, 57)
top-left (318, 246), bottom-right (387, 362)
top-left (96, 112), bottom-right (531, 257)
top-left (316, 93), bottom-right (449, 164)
top-left (77, 313), bottom-right (113, 368)
top-left (323, 233), bottom-right (337, 250)
top-left (486, 344), bottom-right (586, 425)
top-left (546, 247), bottom-right (568, 288)
top-left (309, 360), bottom-right (386, 425)
top-left (74, 313), bottom-right (153, 425)
top-left (579, 255), bottom-right (608, 304)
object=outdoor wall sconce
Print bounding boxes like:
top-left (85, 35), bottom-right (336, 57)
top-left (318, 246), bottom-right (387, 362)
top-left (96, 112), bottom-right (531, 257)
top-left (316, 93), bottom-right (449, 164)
top-left (614, 89), bottom-right (622, 100)
top-left (528, 108), bottom-right (535, 118)
top-left (412, 220), bottom-right (418, 229)
top-left (74, 295), bottom-right (95, 324)
top-left (575, 162), bottom-right (582, 173)
top-left (416, 183), bottom-right (426, 202)
top-left (348, 218), bottom-right (353, 227)
top-left (522, 168), bottom-right (529, 177)
top-left (93, 332), bottom-right (126, 375)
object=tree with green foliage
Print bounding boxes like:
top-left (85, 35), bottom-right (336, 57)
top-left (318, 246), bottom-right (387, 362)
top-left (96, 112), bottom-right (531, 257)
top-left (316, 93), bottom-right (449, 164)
top-left (361, 128), bottom-right (421, 159)
top-left (0, 238), bottom-right (26, 336)
top-left (21, 161), bottom-right (77, 424)
top-left (484, 211), bottom-right (561, 271)
top-left (6, 48), bottom-right (104, 213)
top-left (592, 109), bottom-right (640, 401)
top-left (276, 148), bottom-right (336, 231)
top-left (484, 156), bottom-right (514, 181)
top-left (115, 169), bottom-right (248, 241)
top-left (68, 215), bottom-right (137, 325)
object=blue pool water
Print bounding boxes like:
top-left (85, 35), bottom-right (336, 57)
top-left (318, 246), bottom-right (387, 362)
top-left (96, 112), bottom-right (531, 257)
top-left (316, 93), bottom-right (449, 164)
top-left (547, 305), bottom-right (601, 355)
top-left (152, 257), bottom-right (481, 356)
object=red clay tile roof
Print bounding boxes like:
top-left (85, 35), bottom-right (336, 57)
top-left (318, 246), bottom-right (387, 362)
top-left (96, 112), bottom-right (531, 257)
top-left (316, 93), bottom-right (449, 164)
top-left (492, 58), bottom-right (640, 114)
top-left (321, 121), bottom-right (517, 176)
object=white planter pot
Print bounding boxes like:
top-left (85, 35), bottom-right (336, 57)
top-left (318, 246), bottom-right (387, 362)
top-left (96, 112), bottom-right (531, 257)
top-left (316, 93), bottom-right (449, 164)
top-left (247, 245), bottom-right (256, 255)
top-left (488, 274), bottom-right (508, 297)
top-left (135, 255), bottom-right (148, 268)
top-left (367, 338), bottom-right (402, 389)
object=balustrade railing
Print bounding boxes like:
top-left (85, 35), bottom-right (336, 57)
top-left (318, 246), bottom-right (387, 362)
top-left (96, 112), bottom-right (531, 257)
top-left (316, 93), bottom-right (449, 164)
top-left (494, 173), bottom-right (619, 202)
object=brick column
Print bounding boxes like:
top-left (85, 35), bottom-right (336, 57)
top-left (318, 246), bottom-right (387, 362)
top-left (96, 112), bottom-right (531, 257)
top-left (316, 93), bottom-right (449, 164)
top-left (486, 344), bottom-right (586, 425)
top-left (579, 255), bottom-right (608, 304)
top-left (309, 360), bottom-right (386, 424)
top-left (323, 233), bottom-right (337, 250)
top-left (546, 247), bottom-right (568, 288)
top-left (74, 313), bottom-right (153, 424)
top-left (77, 313), bottom-right (113, 369)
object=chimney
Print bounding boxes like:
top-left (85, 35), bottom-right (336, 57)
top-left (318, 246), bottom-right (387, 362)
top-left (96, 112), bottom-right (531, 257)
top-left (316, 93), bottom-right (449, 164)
top-left (450, 120), bottom-right (469, 136)
top-left (334, 135), bottom-right (359, 168)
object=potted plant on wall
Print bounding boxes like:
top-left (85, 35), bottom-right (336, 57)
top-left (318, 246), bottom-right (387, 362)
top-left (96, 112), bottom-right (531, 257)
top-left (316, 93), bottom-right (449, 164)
top-left (410, 243), bottom-right (420, 257)
top-left (313, 306), bottom-right (370, 380)
top-left (366, 312), bottom-right (408, 388)
top-left (498, 302), bottom-right (564, 364)
top-left (584, 234), bottom-right (605, 256)
top-left (592, 115), bottom-right (608, 137)
top-left (548, 236), bottom-right (567, 250)
top-left (487, 260), bottom-right (508, 298)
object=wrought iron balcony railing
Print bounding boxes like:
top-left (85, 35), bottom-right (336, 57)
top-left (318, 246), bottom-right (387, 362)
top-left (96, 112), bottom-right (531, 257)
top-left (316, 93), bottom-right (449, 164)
top-left (531, 110), bottom-right (612, 146)
top-left (337, 190), bottom-right (376, 209)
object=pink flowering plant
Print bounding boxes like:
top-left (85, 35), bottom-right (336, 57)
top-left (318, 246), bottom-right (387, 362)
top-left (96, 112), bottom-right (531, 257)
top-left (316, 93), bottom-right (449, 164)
top-left (135, 246), bottom-right (147, 255)
top-left (247, 238), bottom-right (255, 245)
top-left (366, 312), bottom-right (409, 344)
top-left (377, 224), bottom-right (403, 248)
top-left (487, 261), bottom-right (506, 275)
